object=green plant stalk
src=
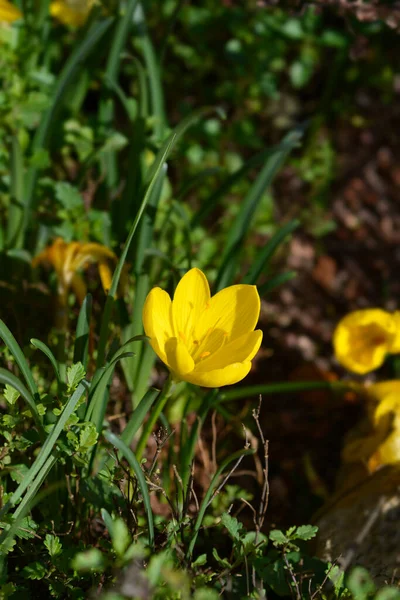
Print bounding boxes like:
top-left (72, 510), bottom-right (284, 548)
top-left (135, 2), bottom-right (167, 141)
top-left (21, 18), bottom-right (114, 245)
top-left (7, 135), bottom-right (24, 248)
top-left (99, 0), bottom-right (138, 189)
top-left (96, 137), bottom-right (175, 368)
top-left (104, 431), bottom-right (155, 549)
top-left (215, 126), bottom-right (303, 290)
top-left (217, 380), bottom-right (350, 403)
top-left (180, 389), bottom-right (218, 491)
top-left (135, 376), bottom-right (173, 460)
top-left (121, 387), bottom-right (160, 446)
top-left (73, 293), bottom-right (92, 369)
top-left (0, 320), bottom-right (42, 429)
top-left (132, 342), bottom-right (156, 405)
top-left (186, 447), bottom-right (255, 559)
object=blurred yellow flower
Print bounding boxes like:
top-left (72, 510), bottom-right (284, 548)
top-left (50, 0), bottom-right (94, 27)
top-left (341, 380), bottom-right (400, 475)
top-left (0, 0), bottom-right (22, 22)
top-left (333, 308), bottom-right (400, 374)
top-left (32, 238), bottom-right (118, 326)
top-left (143, 268), bottom-right (263, 387)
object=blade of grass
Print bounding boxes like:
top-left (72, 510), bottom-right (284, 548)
top-left (0, 381), bottom-right (87, 519)
top-left (186, 447), bottom-right (255, 559)
top-left (121, 387), bottom-right (159, 446)
top-left (123, 166), bottom-right (166, 392)
top-left (73, 293), bottom-right (92, 368)
top-left (0, 320), bottom-right (42, 425)
top-left (96, 140), bottom-right (174, 368)
top-left (191, 147), bottom-right (285, 229)
top-left (6, 135), bottom-right (24, 249)
top-left (243, 219), bottom-right (300, 285)
top-left (99, 0), bottom-right (139, 189)
top-left (0, 455), bottom-right (58, 554)
top-left (134, 2), bottom-right (166, 141)
top-left (85, 352), bottom-right (134, 429)
top-left (104, 430), bottom-right (155, 549)
top-left (217, 380), bottom-right (347, 403)
top-left (215, 127), bottom-right (303, 290)
top-left (258, 271), bottom-right (297, 296)
top-left (30, 338), bottom-right (61, 384)
top-left (22, 18), bottom-right (114, 243)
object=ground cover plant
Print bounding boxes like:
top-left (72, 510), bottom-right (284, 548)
top-left (1, 0), bottom-right (400, 598)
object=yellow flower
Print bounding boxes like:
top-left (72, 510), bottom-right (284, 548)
top-left (341, 381), bottom-right (400, 474)
top-left (50, 0), bottom-right (94, 27)
top-left (32, 237), bottom-right (117, 306)
top-left (142, 268), bottom-right (263, 387)
top-left (0, 0), bottom-right (22, 23)
top-left (333, 308), bottom-right (400, 374)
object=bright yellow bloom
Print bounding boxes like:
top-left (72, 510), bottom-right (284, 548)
top-left (50, 0), bottom-right (94, 27)
top-left (143, 268), bottom-right (263, 388)
top-left (341, 381), bottom-right (400, 473)
top-left (333, 308), bottom-right (400, 374)
top-left (32, 237), bottom-right (117, 307)
top-left (0, 0), bottom-right (22, 22)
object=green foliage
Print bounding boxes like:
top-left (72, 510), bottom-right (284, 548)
top-left (0, 0), bottom-right (398, 598)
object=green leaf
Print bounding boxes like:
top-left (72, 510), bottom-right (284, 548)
top-left (191, 554), bottom-right (207, 567)
top-left (72, 548), bottom-right (105, 572)
top-left (220, 513), bottom-right (243, 541)
top-left (103, 432), bottom-right (155, 549)
top-left (294, 524), bottom-right (318, 541)
top-left (269, 529), bottom-right (288, 546)
top-left (212, 547), bottom-right (231, 569)
top-left (54, 182), bottom-right (83, 210)
top-left (9, 464), bottom-right (29, 484)
top-left (44, 534), bottom-right (62, 558)
top-left (193, 589), bottom-right (219, 600)
top-left (326, 563), bottom-right (346, 596)
top-left (375, 588), bottom-right (400, 600)
top-left (67, 363), bottom-right (86, 392)
top-left (110, 517), bottom-right (131, 558)
top-left (78, 423), bottom-right (98, 452)
top-left (22, 561), bottom-right (46, 580)
top-left (3, 384), bottom-right (19, 405)
top-left (347, 567), bottom-right (376, 600)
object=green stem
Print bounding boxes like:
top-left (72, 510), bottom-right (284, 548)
top-left (180, 389), bottom-right (218, 491)
top-left (135, 376), bottom-right (173, 460)
top-left (217, 380), bottom-right (348, 403)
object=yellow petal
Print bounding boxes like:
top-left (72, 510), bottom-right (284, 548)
top-left (333, 308), bottom-right (395, 374)
top-left (70, 273), bottom-right (87, 305)
top-left (184, 361), bottom-right (252, 388)
top-left (195, 284), bottom-right (260, 344)
top-left (50, 0), bottom-right (91, 26)
top-left (143, 287), bottom-right (174, 364)
top-left (72, 243), bottom-right (116, 273)
top-left (374, 426), bottom-right (400, 465)
top-left (196, 330), bottom-right (263, 371)
top-left (98, 262), bottom-right (113, 294)
top-left (368, 380), bottom-right (400, 404)
top-left (165, 337), bottom-right (195, 376)
top-left (0, 0), bottom-right (22, 22)
top-left (172, 268), bottom-right (210, 340)
top-left (62, 241), bottom-right (81, 285)
top-left (389, 311), bottom-right (400, 353)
